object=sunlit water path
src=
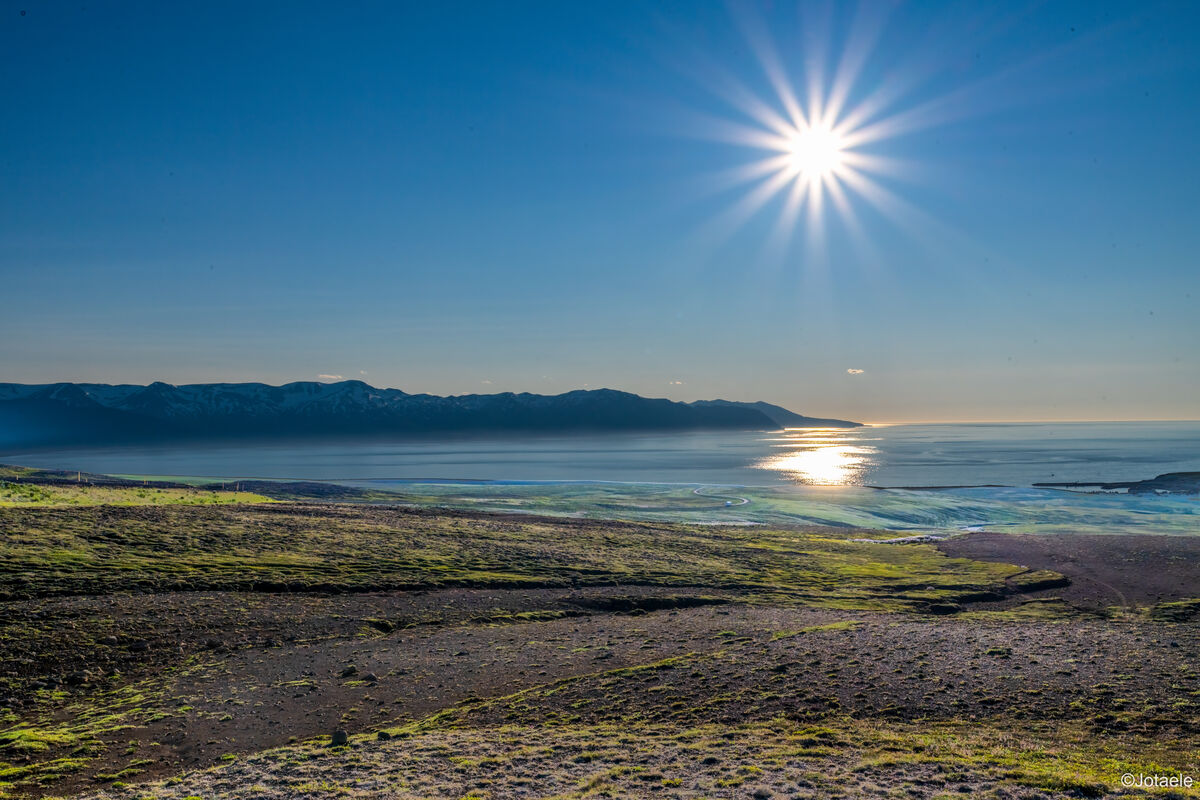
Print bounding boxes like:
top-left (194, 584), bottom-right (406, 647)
top-left (6, 422), bottom-right (1199, 487)
top-left (4, 422), bottom-right (1197, 535)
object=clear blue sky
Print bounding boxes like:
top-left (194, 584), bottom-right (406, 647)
top-left (2, 0), bottom-right (1197, 422)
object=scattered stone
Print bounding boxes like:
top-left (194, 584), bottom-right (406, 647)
top-left (129, 640), bottom-right (150, 652)
top-left (376, 730), bottom-right (392, 741)
top-left (329, 729), bottom-right (349, 747)
top-left (340, 665), bottom-right (358, 678)
top-left (364, 672), bottom-right (379, 683)
top-left (98, 636), bottom-right (119, 646)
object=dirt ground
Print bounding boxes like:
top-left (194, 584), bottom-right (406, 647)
top-left (3, 512), bottom-right (1198, 799)
top-left (59, 599), bottom-right (1200, 800)
top-left (938, 531), bottom-right (1200, 611)
top-left (7, 587), bottom-right (1200, 796)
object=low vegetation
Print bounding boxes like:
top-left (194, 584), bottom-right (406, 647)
top-left (0, 500), bottom-right (1041, 605)
top-left (101, 716), bottom-right (1186, 800)
top-left (0, 486), bottom-right (1195, 799)
top-left (0, 482), bottom-right (266, 509)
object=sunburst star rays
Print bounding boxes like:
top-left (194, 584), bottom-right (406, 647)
top-left (678, 2), bottom-right (947, 261)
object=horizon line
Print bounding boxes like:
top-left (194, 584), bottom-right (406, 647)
top-left (863, 418), bottom-right (1200, 425)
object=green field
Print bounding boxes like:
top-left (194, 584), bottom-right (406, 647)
top-left (0, 501), bottom-right (1059, 608)
top-left (0, 482), bottom-right (268, 508)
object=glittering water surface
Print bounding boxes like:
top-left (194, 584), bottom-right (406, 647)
top-left (6, 421), bottom-right (1198, 488)
top-left (755, 422), bottom-right (1200, 488)
top-left (5, 422), bottom-right (1197, 535)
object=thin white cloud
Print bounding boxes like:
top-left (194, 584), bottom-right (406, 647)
top-left (481, 379), bottom-right (493, 384)
top-left (846, 368), bottom-right (865, 375)
top-left (669, 380), bottom-right (685, 385)
top-left (317, 374), bottom-right (345, 382)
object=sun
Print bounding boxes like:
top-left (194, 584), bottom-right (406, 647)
top-left (677, 3), bottom-right (938, 246)
top-left (784, 125), bottom-right (846, 181)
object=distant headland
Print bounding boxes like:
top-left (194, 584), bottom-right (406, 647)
top-left (0, 381), bottom-right (860, 449)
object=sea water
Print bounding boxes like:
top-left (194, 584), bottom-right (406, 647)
top-left (4, 422), bottom-right (1197, 535)
top-left (4, 421), bottom-right (1197, 487)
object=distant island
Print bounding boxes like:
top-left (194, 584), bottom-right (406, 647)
top-left (0, 381), bottom-right (860, 449)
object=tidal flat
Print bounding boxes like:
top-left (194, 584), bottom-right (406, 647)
top-left (0, 479), bottom-right (1197, 799)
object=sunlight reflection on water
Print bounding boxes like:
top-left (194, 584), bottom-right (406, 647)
top-left (755, 428), bottom-right (880, 485)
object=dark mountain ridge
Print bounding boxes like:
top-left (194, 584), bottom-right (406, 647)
top-left (0, 381), bottom-right (860, 449)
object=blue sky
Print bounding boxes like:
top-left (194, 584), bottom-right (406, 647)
top-left (2, 0), bottom-right (1197, 421)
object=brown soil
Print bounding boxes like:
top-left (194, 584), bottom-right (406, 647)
top-left (937, 532), bottom-right (1200, 611)
top-left (3, 515), bottom-right (1198, 799)
top-left (9, 590), bottom-right (1200, 796)
top-left (3, 586), bottom-right (737, 794)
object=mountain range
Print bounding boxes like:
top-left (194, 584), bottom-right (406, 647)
top-left (0, 381), bottom-right (859, 449)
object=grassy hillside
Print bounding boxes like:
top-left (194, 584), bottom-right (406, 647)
top-left (0, 500), bottom-right (1195, 799)
top-left (0, 502), bottom-right (1052, 607)
top-left (0, 482), bottom-right (267, 508)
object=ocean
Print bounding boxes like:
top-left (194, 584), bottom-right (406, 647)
top-left (2, 421), bottom-right (1198, 535)
top-left (3, 421), bottom-right (1198, 488)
